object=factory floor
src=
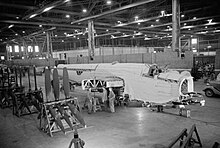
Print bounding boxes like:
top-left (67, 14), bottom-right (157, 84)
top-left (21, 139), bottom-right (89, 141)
top-left (0, 75), bottom-right (220, 148)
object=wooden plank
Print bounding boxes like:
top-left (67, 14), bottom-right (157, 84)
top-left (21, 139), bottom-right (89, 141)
top-left (63, 67), bottom-right (70, 98)
top-left (52, 68), bottom-right (60, 101)
top-left (45, 68), bottom-right (52, 102)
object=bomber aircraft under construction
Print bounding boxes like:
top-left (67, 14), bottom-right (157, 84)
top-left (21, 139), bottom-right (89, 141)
top-left (57, 62), bottom-right (201, 105)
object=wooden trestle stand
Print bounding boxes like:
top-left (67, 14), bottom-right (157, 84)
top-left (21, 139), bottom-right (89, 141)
top-left (40, 67), bottom-right (86, 137)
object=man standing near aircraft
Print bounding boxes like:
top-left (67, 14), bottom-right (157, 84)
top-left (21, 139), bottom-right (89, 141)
top-left (108, 87), bottom-right (115, 113)
top-left (102, 87), bottom-right (108, 111)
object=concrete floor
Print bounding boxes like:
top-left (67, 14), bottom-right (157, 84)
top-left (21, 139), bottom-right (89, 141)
top-left (0, 75), bottom-right (220, 148)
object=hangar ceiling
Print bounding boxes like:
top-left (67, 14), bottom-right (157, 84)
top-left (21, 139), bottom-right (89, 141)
top-left (0, 0), bottom-right (220, 51)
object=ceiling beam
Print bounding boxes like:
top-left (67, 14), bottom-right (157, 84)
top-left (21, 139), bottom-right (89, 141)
top-left (23, 0), bottom-right (70, 20)
top-left (140, 15), bottom-right (220, 30)
top-left (0, 2), bottom-right (36, 10)
top-left (49, 9), bottom-right (81, 16)
top-left (71, 0), bottom-right (157, 24)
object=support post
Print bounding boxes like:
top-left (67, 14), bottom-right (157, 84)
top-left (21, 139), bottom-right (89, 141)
top-left (172, 0), bottom-right (181, 55)
top-left (88, 20), bottom-right (95, 60)
top-left (46, 31), bottom-right (53, 59)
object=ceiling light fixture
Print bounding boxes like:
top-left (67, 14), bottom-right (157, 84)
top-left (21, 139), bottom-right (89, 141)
top-left (8, 24), bottom-right (14, 28)
top-left (193, 17), bottom-right (197, 20)
top-left (208, 19), bottom-right (212, 24)
top-left (106, 0), bottom-right (112, 5)
top-left (138, 23), bottom-right (140, 25)
top-left (66, 14), bottom-right (70, 18)
top-left (29, 14), bottom-right (37, 18)
top-left (64, 0), bottom-right (70, 2)
top-left (82, 8), bottom-right (87, 13)
top-left (43, 6), bottom-right (54, 12)
top-left (156, 19), bottom-right (159, 22)
top-left (161, 10), bottom-right (165, 16)
top-left (134, 16), bottom-right (139, 21)
top-left (16, 16), bottom-right (19, 19)
top-left (22, 31), bottom-right (25, 33)
top-left (181, 14), bottom-right (184, 18)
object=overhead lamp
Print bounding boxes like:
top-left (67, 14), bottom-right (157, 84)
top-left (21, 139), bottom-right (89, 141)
top-left (144, 37), bottom-right (151, 40)
top-left (22, 31), bottom-right (25, 33)
top-left (193, 49), bottom-right (197, 53)
top-left (43, 31), bottom-right (45, 34)
top-left (193, 17), bottom-right (197, 20)
top-left (43, 6), bottom-right (54, 12)
top-left (150, 24), bottom-right (154, 27)
top-left (62, 40), bottom-right (64, 42)
top-left (208, 19), bottom-right (212, 24)
top-left (184, 23), bottom-right (187, 26)
top-left (16, 16), bottom-right (19, 19)
top-left (134, 16), bottom-right (139, 21)
top-left (64, 0), bottom-right (70, 2)
top-left (65, 14), bottom-right (70, 18)
top-left (138, 23), bottom-right (141, 25)
top-left (106, 0), bottom-right (112, 5)
top-left (188, 28), bottom-right (191, 30)
top-left (29, 14), bottom-right (37, 18)
top-left (117, 21), bottom-right (122, 24)
top-left (156, 19), bottom-right (159, 22)
top-left (181, 14), bottom-right (184, 18)
top-left (8, 24), bottom-right (14, 28)
top-left (82, 8), bottom-right (87, 13)
top-left (106, 29), bottom-right (109, 32)
top-left (55, 35), bottom-right (57, 37)
top-left (205, 26), bottom-right (208, 29)
top-left (161, 10), bottom-right (165, 16)
top-left (15, 33), bottom-right (18, 36)
top-left (39, 25), bottom-right (42, 27)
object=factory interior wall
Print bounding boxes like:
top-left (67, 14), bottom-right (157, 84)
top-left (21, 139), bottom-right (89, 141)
top-left (53, 46), bottom-right (159, 59)
top-left (67, 51), bottom-right (193, 69)
top-left (6, 58), bottom-right (56, 67)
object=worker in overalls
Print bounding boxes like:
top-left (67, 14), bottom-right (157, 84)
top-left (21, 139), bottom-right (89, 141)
top-left (102, 87), bottom-right (108, 111)
top-left (108, 87), bottom-right (115, 113)
top-left (84, 88), bottom-right (93, 114)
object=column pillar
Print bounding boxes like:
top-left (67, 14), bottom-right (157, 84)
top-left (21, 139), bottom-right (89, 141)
top-left (88, 20), bottom-right (95, 60)
top-left (215, 36), bottom-right (220, 75)
top-left (172, 0), bottom-right (181, 54)
top-left (46, 31), bottom-right (53, 58)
